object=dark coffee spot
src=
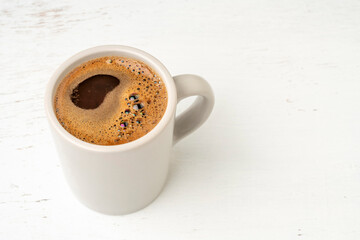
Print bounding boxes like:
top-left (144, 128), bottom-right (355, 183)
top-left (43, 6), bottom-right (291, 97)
top-left (70, 75), bottom-right (119, 109)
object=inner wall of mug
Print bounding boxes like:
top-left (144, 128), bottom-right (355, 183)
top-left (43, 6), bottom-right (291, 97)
top-left (47, 46), bottom-right (177, 150)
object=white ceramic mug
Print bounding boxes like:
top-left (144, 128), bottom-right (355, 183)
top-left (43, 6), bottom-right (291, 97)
top-left (45, 45), bottom-right (214, 215)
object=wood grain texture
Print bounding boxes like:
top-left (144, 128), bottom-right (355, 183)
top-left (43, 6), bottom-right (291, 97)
top-left (1, 0), bottom-right (360, 239)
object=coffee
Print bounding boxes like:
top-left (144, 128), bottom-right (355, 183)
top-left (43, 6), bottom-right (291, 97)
top-left (54, 57), bottom-right (168, 145)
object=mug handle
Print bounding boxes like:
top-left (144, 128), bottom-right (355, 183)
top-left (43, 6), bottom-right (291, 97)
top-left (173, 74), bottom-right (215, 145)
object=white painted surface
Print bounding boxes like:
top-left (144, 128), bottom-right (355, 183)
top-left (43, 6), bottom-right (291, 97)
top-left (1, 0), bottom-right (360, 239)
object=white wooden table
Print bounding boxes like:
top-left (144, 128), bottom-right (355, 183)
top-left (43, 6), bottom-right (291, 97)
top-left (1, 0), bottom-right (360, 239)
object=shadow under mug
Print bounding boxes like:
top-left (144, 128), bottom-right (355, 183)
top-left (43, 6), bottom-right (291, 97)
top-left (45, 45), bottom-right (214, 215)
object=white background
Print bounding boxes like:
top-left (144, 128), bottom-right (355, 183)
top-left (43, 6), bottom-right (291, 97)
top-left (1, 0), bottom-right (360, 239)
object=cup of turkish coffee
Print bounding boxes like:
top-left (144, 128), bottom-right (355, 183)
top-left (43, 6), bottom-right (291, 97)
top-left (45, 45), bottom-right (214, 215)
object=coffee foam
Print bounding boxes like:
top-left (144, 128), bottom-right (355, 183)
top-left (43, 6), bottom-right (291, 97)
top-left (54, 57), bottom-right (168, 145)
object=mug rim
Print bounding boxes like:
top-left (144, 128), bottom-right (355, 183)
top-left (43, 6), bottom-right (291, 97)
top-left (44, 45), bottom-right (177, 152)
